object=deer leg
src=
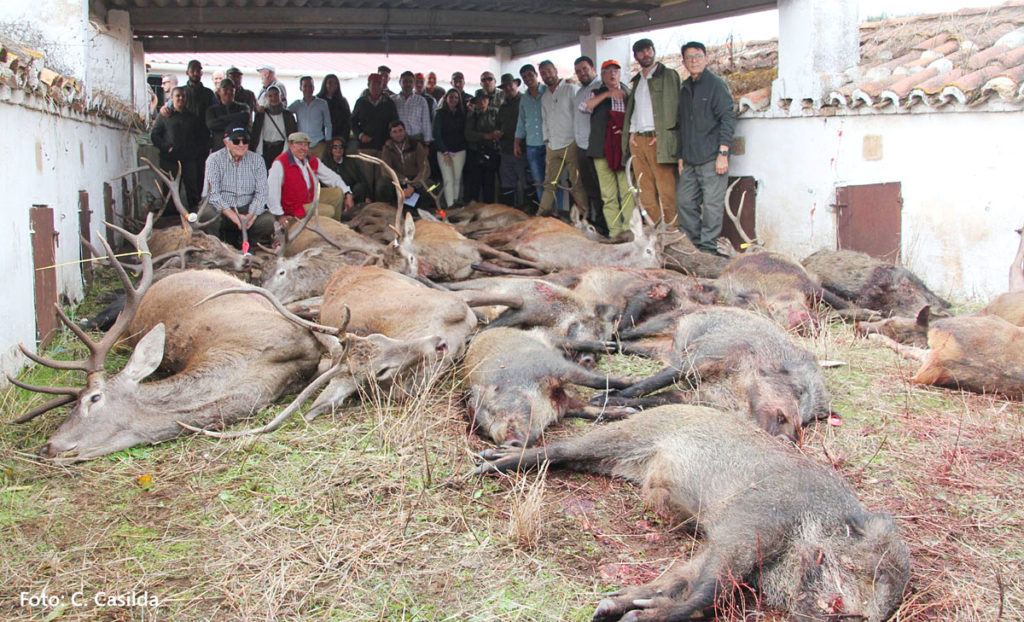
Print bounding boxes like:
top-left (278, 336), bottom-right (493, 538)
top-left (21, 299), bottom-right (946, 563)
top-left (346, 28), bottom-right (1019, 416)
top-left (471, 261), bottom-right (544, 277)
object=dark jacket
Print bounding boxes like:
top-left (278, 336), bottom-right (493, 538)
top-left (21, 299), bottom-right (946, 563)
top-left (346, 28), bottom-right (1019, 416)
top-left (250, 109), bottom-right (298, 152)
top-left (677, 69), bottom-right (736, 165)
top-left (151, 109), bottom-right (209, 163)
top-left (323, 155), bottom-right (371, 204)
top-left (351, 95), bottom-right (399, 150)
top-left (585, 85), bottom-right (631, 159)
top-left (183, 80), bottom-right (216, 125)
top-left (465, 105), bottom-right (500, 153)
top-left (322, 94), bottom-right (352, 141)
top-left (497, 93), bottom-right (521, 155)
top-left (205, 102), bottom-right (251, 150)
top-left (432, 106), bottom-right (468, 153)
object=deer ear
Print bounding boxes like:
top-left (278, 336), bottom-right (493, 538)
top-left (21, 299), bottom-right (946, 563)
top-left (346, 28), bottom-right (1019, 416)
top-left (417, 208), bottom-right (439, 222)
top-left (569, 204), bottom-right (582, 225)
top-left (915, 305), bottom-right (931, 328)
top-left (629, 208), bottom-right (644, 239)
top-left (403, 212), bottom-right (416, 240)
top-left (120, 323), bottom-right (166, 384)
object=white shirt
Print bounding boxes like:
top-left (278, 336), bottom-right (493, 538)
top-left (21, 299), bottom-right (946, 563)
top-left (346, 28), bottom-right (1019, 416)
top-left (541, 78), bottom-right (579, 151)
top-left (630, 69), bottom-right (656, 133)
top-left (572, 78), bottom-right (603, 149)
top-left (266, 156), bottom-right (350, 216)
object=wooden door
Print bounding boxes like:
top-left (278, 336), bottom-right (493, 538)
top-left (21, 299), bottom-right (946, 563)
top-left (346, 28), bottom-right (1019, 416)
top-left (835, 182), bottom-right (902, 263)
top-left (30, 205), bottom-right (58, 348)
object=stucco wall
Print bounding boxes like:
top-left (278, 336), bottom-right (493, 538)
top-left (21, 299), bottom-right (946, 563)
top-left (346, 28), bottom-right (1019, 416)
top-left (729, 111), bottom-right (1022, 302)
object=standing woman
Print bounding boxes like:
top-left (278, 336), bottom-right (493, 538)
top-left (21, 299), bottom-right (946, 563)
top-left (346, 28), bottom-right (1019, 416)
top-left (317, 73), bottom-right (352, 143)
top-left (433, 89), bottom-right (469, 208)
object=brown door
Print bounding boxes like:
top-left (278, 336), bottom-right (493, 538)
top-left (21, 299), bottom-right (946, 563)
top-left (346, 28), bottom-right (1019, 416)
top-left (30, 205), bottom-right (58, 348)
top-left (835, 182), bottom-right (902, 263)
top-left (721, 176), bottom-right (756, 251)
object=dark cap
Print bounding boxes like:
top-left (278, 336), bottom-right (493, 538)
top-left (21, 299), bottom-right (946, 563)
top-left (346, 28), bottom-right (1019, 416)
top-left (225, 126), bottom-right (250, 140)
top-left (499, 73), bottom-right (521, 88)
top-left (368, 73), bottom-right (383, 85)
top-left (378, 65), bottom-right (391, 73)
top-left (218, 78), bottom-right (235, 89)
top-left (632, 38), bottom-right (655, 54)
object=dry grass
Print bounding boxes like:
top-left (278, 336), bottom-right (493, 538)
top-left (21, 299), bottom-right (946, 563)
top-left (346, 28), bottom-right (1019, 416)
top-left (0, 289), bottom-right (1021, 620)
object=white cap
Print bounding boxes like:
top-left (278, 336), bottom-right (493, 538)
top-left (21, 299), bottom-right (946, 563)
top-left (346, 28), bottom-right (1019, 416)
top-left (256, 64), bottom-right (275, 73)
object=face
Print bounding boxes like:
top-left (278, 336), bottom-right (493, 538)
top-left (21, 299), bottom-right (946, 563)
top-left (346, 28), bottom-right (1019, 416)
top-left (187, 63), bottom-right (202, 82)
top-left (170, 89), bottom-right (185, 111)
top-left (300, 78), bottom-right (314, 97)
top-left (501, 80), bottom-right (518, 99)
top-left (389, 124), bottom-right (407, 143)
top-left (414, 77), bottom-right (425, 92)
top-left (288, 140), bottom-right (310, 160)
top-left (225, 134), bottom-right (250, 158)
top-left (634, 45), bottom-right (656, 68)
top-left (601, 66), bottom-right (620, 88)
top-left (228, 71), bottom-right (242, 87)
top-left (445, 91), bottom-right (461, 109)
top-left (161, 77), bottom-right (175, 92)
top-left (682, 46), bottom-right (708, 77)
top-left (368, 80), bottom-right (383, 98)
top-left (267, 89), bottom-right (281, 106)
top-left (218, 84), bottom-right (235, 105)
top-left (330, 141), bottom-right (345, 161)
top-left (538, 64), bottom-right (558, 88)
top-left (427, 73), bottom-right (437, 88)
top-left (325, 75), bottom-right (339, 93)
top-left (259, 69), bottom-right (272, 85)
top-left (451, 73), bottom-right (465, 90)
top-left (400, 74), bottom-right (414, 93)
top-left (520, 68), bottom-right (538, 89)
top-left (574, 61), bottom-right (595, 85)
top-left (480, 73), bottom-right (495, 91)
top-left (379, 70), bottom-right (390, 86)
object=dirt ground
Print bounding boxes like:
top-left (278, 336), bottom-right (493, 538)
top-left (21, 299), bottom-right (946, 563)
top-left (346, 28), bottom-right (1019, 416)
top-left (0, 283), bottom-right (1021, 621)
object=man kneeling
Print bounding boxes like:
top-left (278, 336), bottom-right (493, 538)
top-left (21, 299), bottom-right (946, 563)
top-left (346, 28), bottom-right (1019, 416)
top-left (202, 126), bottom-right (274, 249)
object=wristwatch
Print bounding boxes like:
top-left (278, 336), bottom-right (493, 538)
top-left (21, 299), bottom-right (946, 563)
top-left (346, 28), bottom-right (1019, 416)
top-left (718, 149), bottom-right (730, 156)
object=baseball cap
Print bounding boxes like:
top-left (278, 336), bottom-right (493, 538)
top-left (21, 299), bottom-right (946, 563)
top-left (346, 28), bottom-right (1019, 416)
top-left (256, 64), bottom-right (275, 73)
top-left (225, 126), bottom-right (250, 140)
top-left (601, 60), bottom-right (621, 71)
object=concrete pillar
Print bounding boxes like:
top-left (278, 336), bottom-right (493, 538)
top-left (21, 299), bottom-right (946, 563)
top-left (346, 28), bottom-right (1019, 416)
top-left (773, 0), bottom-right (859, 108)
top-left (580, 17), bottom-right (632, 72)
top-left (495, 45), bottom-right (515, 77)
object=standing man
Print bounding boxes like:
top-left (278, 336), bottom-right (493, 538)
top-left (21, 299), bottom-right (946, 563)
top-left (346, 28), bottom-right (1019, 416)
top-left (150, 86), bottom-right (209, 212)
top-left (475, 71), bottom-right (503, 108)
top-left (392, 71), bottom-right (433, 144)
top-left (413, 73), bottom-right (437, 119)
top-left (676, 41), bottom-right (736, 254)
top-left (497, 73), bottom-right (529, 208)
top-left (201, 127), bottom-right (273, 248)
top-left (205, 79), bottom-right (251, 151)
top-left (378, 65), bottom-right (394, 96)
top-left (289, 75), bottom-right (332, 160)
top-left (623, 38), bottom-right (680, 225)
top-left (465, 93), bottom-right (501, 203)
top-left (250, 85), bottom-right (297, 170)
top-left (256, 64), bottom-right (287, 110)
top-left (513, 63), bottom-right (546, 212)
top-left (572, 56), bottom-right (606, 232)
top-left (581, 60), bottom-right (634, 237)
top-left (183, 60), bottom-right (216, 132)
top-left (538, 60), bottom-right (586, 218)
top-left (268, 132), bottom-right (354, 223)
top-left (226, 66), bottom-right (257, 115)
top-left (426, 72), bottom-right (446, 103)
top-left (351, 74), bottom-right (399, 196)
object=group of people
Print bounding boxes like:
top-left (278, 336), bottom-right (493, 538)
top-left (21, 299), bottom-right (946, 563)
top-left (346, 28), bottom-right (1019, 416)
top-left (148, 38), bottom-right (735, 253)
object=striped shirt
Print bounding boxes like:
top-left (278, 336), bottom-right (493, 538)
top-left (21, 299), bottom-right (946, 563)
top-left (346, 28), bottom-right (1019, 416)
top-left (203, 148), bottom-right (269, 215)
top-left (391, 92), bottom-right (433, 142)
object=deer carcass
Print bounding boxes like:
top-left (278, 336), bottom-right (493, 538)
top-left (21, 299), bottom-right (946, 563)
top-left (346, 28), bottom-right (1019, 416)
top-left (7, 216), bottom-right (322, 461)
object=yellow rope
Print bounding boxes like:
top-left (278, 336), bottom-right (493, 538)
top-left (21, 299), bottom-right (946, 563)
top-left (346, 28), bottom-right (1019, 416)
top-left (36, 250), bottom-right (150, 271)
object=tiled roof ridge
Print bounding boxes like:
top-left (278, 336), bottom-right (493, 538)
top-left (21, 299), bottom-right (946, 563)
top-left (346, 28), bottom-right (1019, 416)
top-left (0, 35), bottom-right (145, 129)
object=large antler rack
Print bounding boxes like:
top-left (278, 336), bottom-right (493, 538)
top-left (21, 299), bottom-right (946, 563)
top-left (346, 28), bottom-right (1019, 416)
top-left (8, 213), bottom-right (156, 423)
top-left (140, 157), bottom-right (214, 231)
top-left (349, 153), bottom-right (405, 237)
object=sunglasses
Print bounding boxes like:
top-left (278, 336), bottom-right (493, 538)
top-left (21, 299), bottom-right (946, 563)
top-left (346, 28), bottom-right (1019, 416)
top-left (481, 77), bottom-right (494, 82)
top-left (230, 138), bottom-right (249, 145)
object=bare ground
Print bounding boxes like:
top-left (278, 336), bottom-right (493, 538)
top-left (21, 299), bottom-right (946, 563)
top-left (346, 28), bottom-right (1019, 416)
top-left (0, 294), bottom-right (1021, 621)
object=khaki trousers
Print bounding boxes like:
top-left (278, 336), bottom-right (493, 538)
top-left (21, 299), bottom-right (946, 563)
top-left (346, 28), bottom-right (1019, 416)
top-left (594, 158), bottom-right (635, 237)
top-left (308, 187), bottom-right (346, 220)
top-left (309, 142), bottom-right (328, 161)
top-left (539, 141), bottom-right (588, 216)
top-left (629, 133), bottom-right (678, 225)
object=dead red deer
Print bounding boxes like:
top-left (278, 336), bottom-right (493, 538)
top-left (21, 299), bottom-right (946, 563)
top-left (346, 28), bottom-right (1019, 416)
top-left (6, 215), bottom-right (324, 461)
top-left (480, 208), bottom-right (660, 272)
top-left (445, 202), bottom-right (531, 238)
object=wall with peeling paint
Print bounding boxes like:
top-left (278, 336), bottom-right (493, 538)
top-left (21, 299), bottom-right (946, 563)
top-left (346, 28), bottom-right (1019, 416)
top-left (1, 1), bottom-right (143, 384)
top-left (729, 111), bottom-right (1022, 302)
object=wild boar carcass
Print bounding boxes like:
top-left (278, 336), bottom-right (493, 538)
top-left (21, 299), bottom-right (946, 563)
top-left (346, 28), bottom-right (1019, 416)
top-left (476, 405), bottom-right (910, 622)
top-left (464, 327), bottom-right (634, 447)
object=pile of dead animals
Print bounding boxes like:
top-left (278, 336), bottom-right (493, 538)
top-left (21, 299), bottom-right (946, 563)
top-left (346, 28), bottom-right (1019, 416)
top-left (9, 158), bottom-right (1024, 621)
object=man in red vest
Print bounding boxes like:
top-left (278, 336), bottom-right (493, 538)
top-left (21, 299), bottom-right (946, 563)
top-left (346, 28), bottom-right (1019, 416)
top-left (267, 132), bottom-right (354, 223)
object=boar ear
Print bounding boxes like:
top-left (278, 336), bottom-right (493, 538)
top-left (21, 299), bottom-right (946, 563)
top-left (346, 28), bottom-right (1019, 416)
top-left (403, 212), bottom-right (416, 240)
top-left (120, 323), bottom-right (166, 385)
top-left (915, 305), bottom-right (931, 328)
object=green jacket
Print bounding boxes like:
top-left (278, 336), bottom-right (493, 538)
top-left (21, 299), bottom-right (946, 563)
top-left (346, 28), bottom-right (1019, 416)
top-left (622, 62), bottom-right (680, 164)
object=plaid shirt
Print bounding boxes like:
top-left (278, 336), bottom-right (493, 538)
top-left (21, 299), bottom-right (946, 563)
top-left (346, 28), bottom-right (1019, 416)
top-left (204, 148), bottom-right (269, 215)
top-left (391, 92), bottom-right (433, 142)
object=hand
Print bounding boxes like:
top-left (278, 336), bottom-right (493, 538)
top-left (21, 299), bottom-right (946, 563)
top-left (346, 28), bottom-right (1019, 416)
top-left (403, 185), bottom-right (415, 199)
top-left (275, 215), bottom-right (290, 228)
top-left (648, 136), bottom-right (657, 147)
top-left (255, 105), bottom-right (265, 114)
top-left (493, 129), bottom-right (503, 140)
top-left (629, 133), bottom-right (637, 147)
top-left (609, 87), bottom-right (625, 101)
top-left (243, 213), bottom-right (256, 230)
top-left (442, 153), bottom-right (453, 166)
top-left (344, 193), bottom-right (355, 212)
top-left (677, 159), bottom-right (685, 174)
top-left (223, 210), bottom-right (242, 229)
top-left (715, 153), bottom-right (729, 175)
top-left (159, 105), bottom-right (172, 118)
top-left (513, 140), bottom-right (523, 159)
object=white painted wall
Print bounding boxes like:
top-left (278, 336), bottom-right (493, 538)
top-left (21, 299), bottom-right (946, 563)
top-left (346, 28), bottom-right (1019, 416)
top-left (729, 111), bottom-right (1022, 302)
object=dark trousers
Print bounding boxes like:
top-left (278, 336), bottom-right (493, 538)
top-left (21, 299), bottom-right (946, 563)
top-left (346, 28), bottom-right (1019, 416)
top-left (160, 156), bottom-right (205, 212)
top-left (576, 145), bottom-right (607, 235)
top-left (463, 149), bottom-right (480, 203)
top-left (261, 141), bottom-right (285, 170)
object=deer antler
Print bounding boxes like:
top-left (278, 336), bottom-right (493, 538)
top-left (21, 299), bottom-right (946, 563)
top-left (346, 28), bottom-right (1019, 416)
top-left (9, 213), bottom-right (155, 422)
top-left (624, 156), bottom-right (655, 227)
top-left (271, 178), bottom-right (323, 258)
top-left (724, 178), bottom-right (758, 246)
top-left (350, 153), bottom-right (404, 236)
top-left (141, 157), bottom-right (193, 231)
top-left (1011, 221), bottom-right (1024, 293)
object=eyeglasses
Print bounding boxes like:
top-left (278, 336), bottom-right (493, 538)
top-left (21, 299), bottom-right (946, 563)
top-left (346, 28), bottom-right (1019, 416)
top-left (684, 54), bottom-right (706, 61)
top-left (230, 138), bottom-right (249, 145)
top-left (481, 77), bottom-right (494, 82)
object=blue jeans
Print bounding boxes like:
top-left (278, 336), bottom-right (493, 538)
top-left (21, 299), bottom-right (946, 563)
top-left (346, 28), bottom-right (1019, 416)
top-left (525, 145), bottom-right (546, 208)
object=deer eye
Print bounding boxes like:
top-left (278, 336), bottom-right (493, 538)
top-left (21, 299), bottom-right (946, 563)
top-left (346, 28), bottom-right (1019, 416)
top-left (777, 413), bottom-right (787, 425)
top-left (91, 394), bottom-right (101, 403)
